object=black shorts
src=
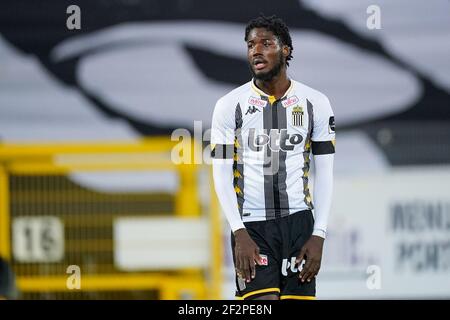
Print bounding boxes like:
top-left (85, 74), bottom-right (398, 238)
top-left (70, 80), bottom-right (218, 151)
top-left (231, 210), bottom-right (316, 300)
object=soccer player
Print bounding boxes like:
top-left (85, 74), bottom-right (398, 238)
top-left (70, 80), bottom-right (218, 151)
top-left (211, 15), bottom-right (335, 300)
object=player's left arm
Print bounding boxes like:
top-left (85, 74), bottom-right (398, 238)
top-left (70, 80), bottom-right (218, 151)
top-left (297, 93), bottom-right (335, 283)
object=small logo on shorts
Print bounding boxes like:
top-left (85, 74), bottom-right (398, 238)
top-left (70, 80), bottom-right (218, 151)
top-left (281, 257), bottom-right (299, 276)
top-left (237, 277), bottom-right (246, 291)
top-left (259, 254), bottom-right (268, 266)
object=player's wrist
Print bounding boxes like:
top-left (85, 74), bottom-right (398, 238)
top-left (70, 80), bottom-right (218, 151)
top-left (312, 229), bottom-right (326, 239)
top-left (233, 227), bottom-right (248, 237)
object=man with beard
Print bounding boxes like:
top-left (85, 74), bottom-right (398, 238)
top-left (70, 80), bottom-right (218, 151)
top-left (211, 15), bottom-right (335, 300)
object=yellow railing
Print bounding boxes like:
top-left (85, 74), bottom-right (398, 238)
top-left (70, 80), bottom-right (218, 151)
top-left (0, 165), bottom-right (10, 260)
top-left (0, 138), bottom-right (223, 299)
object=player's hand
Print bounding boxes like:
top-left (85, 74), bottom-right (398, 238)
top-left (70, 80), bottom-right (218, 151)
top-left (296, 235), bottom-right (324, 283)
top-left (234, 228), bottom-right (263, 283)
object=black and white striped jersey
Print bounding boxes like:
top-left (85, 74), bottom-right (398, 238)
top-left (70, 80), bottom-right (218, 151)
top-left (211, 79), bottom-right (335, 223)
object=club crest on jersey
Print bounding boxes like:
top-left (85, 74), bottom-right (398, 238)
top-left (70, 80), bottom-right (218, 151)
top-left (292, 105), bottom-right (304, 127)
top-left (281, 95), bottom-right (299, 108)
top-left (248, 96), bottom-right (267, 108)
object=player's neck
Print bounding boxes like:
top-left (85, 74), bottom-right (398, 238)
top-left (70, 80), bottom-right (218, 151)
top-left (254, 71), bottom-right (290, 100)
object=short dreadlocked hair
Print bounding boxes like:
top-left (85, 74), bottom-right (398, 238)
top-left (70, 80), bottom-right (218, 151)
top-left (245, 15), bottom-right (294, 66)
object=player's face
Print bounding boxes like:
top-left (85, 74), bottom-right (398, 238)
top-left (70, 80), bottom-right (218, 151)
top-left (247, 28), bottom-right (286, 81)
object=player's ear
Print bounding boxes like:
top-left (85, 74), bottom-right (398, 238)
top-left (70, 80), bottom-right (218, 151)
top-left (282, 45), bottom-right (290, 58)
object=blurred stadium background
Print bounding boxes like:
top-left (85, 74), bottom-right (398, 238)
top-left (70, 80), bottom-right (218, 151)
top-left (0, 0), bottom-right (449, 299)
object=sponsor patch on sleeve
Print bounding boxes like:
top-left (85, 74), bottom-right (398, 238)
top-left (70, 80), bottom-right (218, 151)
top-left (329, 116), bottom-right (335, 133)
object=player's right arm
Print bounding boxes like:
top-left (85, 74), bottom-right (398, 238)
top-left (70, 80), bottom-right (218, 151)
top-left (210, 98), bottom-right (262, 282)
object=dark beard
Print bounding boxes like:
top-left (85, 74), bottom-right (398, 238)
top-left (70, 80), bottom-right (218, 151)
top-left (250, 53), bottom-right (284, 82)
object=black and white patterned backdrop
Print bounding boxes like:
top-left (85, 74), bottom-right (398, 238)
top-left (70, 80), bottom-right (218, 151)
top-left (1, 0), bottom-right (449, 169)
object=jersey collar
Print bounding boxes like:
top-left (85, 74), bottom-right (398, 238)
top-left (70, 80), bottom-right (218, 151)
top-left (251, 79), bottom-right (294, 105)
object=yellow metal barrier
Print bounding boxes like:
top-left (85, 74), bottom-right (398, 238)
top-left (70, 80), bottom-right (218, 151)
top-left (0, 166), bottom-right (10, 260)
top-left (17, 273), bottom-right (207, 298)
top-left (0, 138), bottom-right (223, 300)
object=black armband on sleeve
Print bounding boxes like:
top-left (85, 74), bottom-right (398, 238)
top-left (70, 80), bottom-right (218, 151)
top-left (312, 140), bottom-right (335, 155)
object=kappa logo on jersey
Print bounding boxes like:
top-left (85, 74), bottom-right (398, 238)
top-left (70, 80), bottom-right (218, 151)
top-left (281, 257), bottom-right (299, 276)
top-left (248, 96), bottom-right (267, 108)
top-left (245, 105), bottom-right (261, 115)
top-left (248, 129), bottom-right (303, 152)
top-left (281, 95), bottom-right (299, 108)
top-left (292, 106), bottom-right (304, 126)
top-left (259, 254), bottom-right (268, 266)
